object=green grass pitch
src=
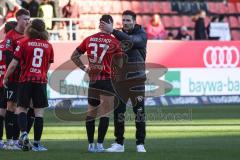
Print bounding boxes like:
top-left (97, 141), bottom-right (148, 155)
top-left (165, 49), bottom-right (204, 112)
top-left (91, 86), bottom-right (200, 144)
top-left (1, 105), bottom-right (240, 160)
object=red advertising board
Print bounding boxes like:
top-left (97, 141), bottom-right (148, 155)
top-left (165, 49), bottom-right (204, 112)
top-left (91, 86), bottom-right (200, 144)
top-left (51, 41), bottom-right (240, 69)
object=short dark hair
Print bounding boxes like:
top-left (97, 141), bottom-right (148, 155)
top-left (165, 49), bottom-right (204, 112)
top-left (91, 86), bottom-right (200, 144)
top-left (100, 14), bottom-right (113, 24)
top-left (196, 9), bottom-right (205, 15)
top-left (25, 19), bottom-right (49, 40)
top-left (4, 21), bottom-right (17, 33)
top-left (218, 15), bottom-right (225, 22)
top-left (122, 10), bottom-right (136, 21)
top-left (15, 9), bottom-right (30, 17)
top-left (168, 32), bottom-right (174, 37)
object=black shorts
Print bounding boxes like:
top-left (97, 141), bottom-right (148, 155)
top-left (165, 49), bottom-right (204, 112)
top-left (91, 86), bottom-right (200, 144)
top-left (17, 82), bottom-right (48, 108)
top-left (0, 87), bottom-right (7, 109)
top-left (6, 82), bottom-right (18, 103)
top-left (88, 80), bottom-right (115, 107)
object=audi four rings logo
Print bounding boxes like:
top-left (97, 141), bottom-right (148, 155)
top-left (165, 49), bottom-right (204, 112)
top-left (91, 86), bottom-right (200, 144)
top-left (203, 46), bottom-right (240, 68)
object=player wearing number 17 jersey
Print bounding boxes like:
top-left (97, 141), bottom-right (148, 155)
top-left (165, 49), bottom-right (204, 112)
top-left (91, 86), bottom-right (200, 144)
top-left (3, 9), bottom-right (30, 149)
top-left (3, 19), bottom-right (54, 151)
top-left (0, 21), bottom-right (17, 149)
top-left (0, 41), bottom-right (7, 149)
top-left (71, 14), bottom-right (123, 152)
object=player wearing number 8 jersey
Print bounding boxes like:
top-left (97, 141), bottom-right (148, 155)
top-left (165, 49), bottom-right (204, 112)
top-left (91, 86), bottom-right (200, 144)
top-left (71, 14), bottom-right (123, 152)
top-left (3, 19), bottom-right (54, 151)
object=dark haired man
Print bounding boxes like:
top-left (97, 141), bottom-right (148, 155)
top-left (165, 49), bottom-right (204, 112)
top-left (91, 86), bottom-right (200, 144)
top-left (3, 8), bottom-right (30, 150)
top-left (0, 21), bottom-right (17, 149)
top-left (100, 10), bottom-right (147, 152)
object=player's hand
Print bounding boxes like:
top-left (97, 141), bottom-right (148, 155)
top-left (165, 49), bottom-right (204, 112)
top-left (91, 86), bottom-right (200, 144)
top-left (87, 66), bottom-right (102, 78)
top-left (99, 20), bottom-right (113, 33)
top-left (3, 78), bottom-right (8, 89)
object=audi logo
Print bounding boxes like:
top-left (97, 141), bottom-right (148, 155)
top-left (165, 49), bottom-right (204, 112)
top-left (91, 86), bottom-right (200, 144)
top-left (203, 46), bottom-right (240, 68)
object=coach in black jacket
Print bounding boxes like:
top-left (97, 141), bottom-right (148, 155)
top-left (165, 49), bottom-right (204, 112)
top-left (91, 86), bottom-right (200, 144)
top-left (100, 10), bottom-right (147, 152)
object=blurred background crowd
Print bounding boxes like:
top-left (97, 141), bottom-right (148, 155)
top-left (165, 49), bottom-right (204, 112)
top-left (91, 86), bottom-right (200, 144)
top-left (0, 0), bottom-right (239, 41)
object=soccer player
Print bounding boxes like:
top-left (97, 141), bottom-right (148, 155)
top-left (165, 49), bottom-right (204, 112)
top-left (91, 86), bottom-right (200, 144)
top-left (0, 21), bottom-right (17, 149)
top-left (3, 9), bottom-right (30, 150)
top-left (3, 19), bottom-right (54, 151)
top-left (71, 14), bottom-right (122, 152)
top-left (100, 10), bottom-right (147, 152)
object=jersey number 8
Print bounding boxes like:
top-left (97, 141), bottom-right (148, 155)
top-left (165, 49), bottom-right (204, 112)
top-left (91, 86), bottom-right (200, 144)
top-left (32, 48), bottom-right (43, 67)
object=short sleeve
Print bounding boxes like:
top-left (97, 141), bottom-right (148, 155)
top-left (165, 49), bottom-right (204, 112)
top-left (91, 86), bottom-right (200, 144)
top-left (13, 43), bottom-right (23, 61)
top-left (76, 38), bottom-right (87, 54)
top-left (4, 35), bottom-right (14, 52)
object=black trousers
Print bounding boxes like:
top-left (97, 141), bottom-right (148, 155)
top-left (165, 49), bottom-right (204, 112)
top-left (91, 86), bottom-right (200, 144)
top-left (114, 85), bottom-right (146, 145)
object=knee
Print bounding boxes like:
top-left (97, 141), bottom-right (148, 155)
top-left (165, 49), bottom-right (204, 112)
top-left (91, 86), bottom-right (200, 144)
top-left (87, 111), bottom-right (97, 118)
top-left (0, 109), bottom-right (6, 117)
top-left (7, 102), bottom-right (17, 112)
top-left (98, 96), bottom-right (114, 117)
top-left (16, 107), bottom-right (28, 114)
top-left (34, 108), bottom-right (44, 117)
top-left (86, 105), bottom-right (97, 118)
top-left (86, 115), bottom-right (95, 122)
top-left (88, 98), bottom-right (100, 108)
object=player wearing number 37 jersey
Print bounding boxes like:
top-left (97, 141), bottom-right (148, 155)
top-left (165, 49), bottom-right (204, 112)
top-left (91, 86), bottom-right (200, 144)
top-left (3, 19), bottom-right (54, 151)
top-left (71, 14), bottom-right (123, 152)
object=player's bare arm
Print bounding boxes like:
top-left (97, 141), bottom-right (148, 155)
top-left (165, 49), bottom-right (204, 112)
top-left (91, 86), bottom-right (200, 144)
top-left (71, 49), bottom-right (89, 72)
top-left (48, 64), bottom-right (51, 70)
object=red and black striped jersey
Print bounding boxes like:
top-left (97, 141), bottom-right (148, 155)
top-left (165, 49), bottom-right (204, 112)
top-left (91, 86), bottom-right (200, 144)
top-left (76, 32), bottom-right (122, 81)
top-left (14, 38), bottom-right (54, 83)
top-left (0, 41), bottom-right (6, 88)
top-left (4, 29), bottom-right (25, 83)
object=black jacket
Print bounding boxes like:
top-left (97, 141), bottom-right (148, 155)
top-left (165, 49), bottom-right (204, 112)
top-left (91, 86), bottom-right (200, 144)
top-left (194, 17), bottom-right (207, 40)
top-left (28, 1), bottom-right (39, 17)
top-left (112, 24), bottom-right (147, 78)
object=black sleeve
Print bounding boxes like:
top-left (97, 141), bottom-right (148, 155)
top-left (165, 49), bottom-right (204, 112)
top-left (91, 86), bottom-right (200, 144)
top-left (197, 19), bottom-right (207, 40)
top-left (175, 33), bottom-right (181, 40)
top-left (49, 1), bottom-right (57, 17)
top-left (38, 7), bottom-right (43, 17)
top-left (112, 29), bottom-right (147, 48)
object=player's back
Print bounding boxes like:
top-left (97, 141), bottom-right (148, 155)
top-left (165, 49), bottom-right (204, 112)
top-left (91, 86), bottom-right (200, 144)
top-left (15, 38), bottom-right (54, 83)
top-left (84, 32), bottom-right (121, 80)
